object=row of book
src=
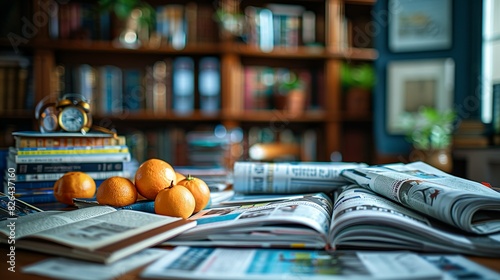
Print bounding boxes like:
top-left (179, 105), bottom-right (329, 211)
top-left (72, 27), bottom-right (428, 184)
top-left (47, 1), bottom-right (218, 47)
top-left (47, 1), bottom-right (325, 51)
top-left (0, 54), bottom-right (34, 113)
top-left (54, 56), bottom-right (220, 115)
top-left (124, 126), bottom-right (234, 168)
top-left (3, 131), bottom-right (132, 204)
top-left (121, 123), bottom-right (320, 169)
top-left (243, 4), bottom-right (320, 52)
top-left (55, 58), bottom-right (327, 115)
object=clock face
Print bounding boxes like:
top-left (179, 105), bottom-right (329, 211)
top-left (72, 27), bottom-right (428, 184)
top-left (59, 106), bottom-right (87, 132)
top-left (41, 114), bottom-right (58, 132)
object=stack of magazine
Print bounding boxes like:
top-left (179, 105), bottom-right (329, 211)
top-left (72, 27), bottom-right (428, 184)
top-left (164, 161), bottom-right (500, 257)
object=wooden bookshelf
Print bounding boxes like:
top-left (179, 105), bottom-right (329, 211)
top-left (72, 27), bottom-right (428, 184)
top-left (0, 0), bottom-right (377, 164)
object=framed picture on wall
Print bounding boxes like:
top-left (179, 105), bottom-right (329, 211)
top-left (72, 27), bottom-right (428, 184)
top-left (386, 58), bottom-right (455, 134)
top-left (388, 0), bottom-right (452, 52)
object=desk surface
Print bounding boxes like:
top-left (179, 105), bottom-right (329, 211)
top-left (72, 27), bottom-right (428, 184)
top-left (1, 246), bottom-right (499, 279)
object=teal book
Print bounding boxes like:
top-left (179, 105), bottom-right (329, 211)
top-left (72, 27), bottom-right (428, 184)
top-left (73, 198), bottom-right (156, 213)
top-left (73, 197), bottom-right (213, 214)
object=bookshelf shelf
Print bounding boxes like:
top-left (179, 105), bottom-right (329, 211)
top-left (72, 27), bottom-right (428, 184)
top-left (0, 112), bottom-right (35, 120)
top-left (32, 39), bottom-right (224, 55)
top-left (333, 48), bottom-right (379, 61)
top-left (226, 110), bottom-right (328, 123)
top-left (94, 111), bottom-right (222, 122)
top-left (234, 44), bottom-right (329, 59)
top-left (345, 0), bottom-right (376, 5)
top-left (0, 0), bottom-right (377, 164)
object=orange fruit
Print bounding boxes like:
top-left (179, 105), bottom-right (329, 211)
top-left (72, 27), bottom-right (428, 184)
top-left (175, 171), bottom-right (186, 184)
top-left (53, 171), bottom-right (96, 205)
top-left (154, 183), bottom-right (195, 219)
top-left (96, 176), bottom-right (138, 207)
top-left (177, 175), bottom-right (211, 213)
top-left (134, 158), bottom-right (176, 200)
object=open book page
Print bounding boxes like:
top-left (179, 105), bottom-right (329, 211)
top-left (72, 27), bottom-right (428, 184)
top-left (233, 161), bottom-right (367, 194)
top-left (341, 161), bottom-right (500, 234)
top-left (29, 209), bottom-right (183, 250)
top-left (0, 206), bottom-right (116, 239)
top-left (328, 185), bottom-right (500, 257)
top-left (141, 246), bottom-right (442, 280)
top-left (0, 206), bottom-right (183, 250)
top-left (166, 192), bottom-right (333, 248)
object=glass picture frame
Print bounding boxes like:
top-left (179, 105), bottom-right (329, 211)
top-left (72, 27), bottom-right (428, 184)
top-left (386, 58), bottom-right (455, 134)
top-left (388, 0), bottom-right (452, 52)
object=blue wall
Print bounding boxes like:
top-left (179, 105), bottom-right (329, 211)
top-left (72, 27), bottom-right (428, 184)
top-left (373, 0), bottom-right (483, 156)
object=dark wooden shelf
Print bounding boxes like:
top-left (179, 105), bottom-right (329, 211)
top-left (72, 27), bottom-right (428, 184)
top-left (30, 39), bottom-right (378, 61)
top-left (95, 110), bottom-right (330, 123)
top-left (226, 110), bottom-right (328, 123)
top-left (32, 39), bottom-right (223, 55)
top-left (94, 111), bottom-right (222, 122)
top-left (0, 111), bottom-right (35, 120)
top-left (341, 112), bottom-right (373, 122)
top-left (345, 0), bottom-right (377, 5)
top-left (233, 44), bottom-right (328, 59)
top-left (333, 48), bottom-right (378, 61)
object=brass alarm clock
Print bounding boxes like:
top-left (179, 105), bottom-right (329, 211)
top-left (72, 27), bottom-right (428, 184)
top-left (35, 93), bottom-right (92, 133)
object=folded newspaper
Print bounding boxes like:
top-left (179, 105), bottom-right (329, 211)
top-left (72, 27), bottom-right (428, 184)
top-left (340, 161), bottom-right (500, 235)
top-left (232, 161), bottom-right (367, 194)
top-left (165, 162), bottom-right (500, 257)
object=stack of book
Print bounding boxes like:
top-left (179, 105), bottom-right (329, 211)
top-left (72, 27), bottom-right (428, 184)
top-left (185, 130), bottom-right (230, 167)
top-left (452, 119), bottom-right (489, 148)
top-left (4, 131), bottom-right (132, 204)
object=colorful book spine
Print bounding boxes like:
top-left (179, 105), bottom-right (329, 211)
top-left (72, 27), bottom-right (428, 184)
top-left (13, 171), bottom-right (129, 182)
top-left (8, 161), bottom-right (124, 174)
top-left (9, 153), bottom-right (131, 164)
top-left (11, 145), bottom-right (129, 156)
top-left (12, 193), bottom-right (59, 204)
top-left (172, 57), bottom-right (194, 115)
top-left (74, 198), bottom-right (155, 213)
top-left (11, 188), bottom-right (54, 196)
top-left (198, 57), bottom-right (220, 114)
top-left (98, 65), bottom-right (123, 114)
top-left (15, 135), bottom-right (127, 148)
top-left (5, 179), bottom-right (105, 190)
top-left (123, 68), bottom-right (144, 111)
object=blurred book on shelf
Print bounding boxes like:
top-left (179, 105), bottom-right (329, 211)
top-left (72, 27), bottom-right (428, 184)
top-left (453, 119), bottom-right (489, 148)
top-left (55, 57), bottom-right (219, 117)
top-left (0, 53), bottom-right (33, 113)
top-left (198, 57), bottom-right (221, 115)
top-left (172, 57), bottom-right (195, 115)
top-left (186, 130), bottom-right (230, 166)
top-left (174, 166), bottom-right (232, 192)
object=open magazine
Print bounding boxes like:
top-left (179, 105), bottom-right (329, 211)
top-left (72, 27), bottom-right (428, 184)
top-left (0, 206), bottom-right (196, 263)
top-left (165, 162), bottom-right (500, 257)
top-left (142, 246), bottom-right (443, 280)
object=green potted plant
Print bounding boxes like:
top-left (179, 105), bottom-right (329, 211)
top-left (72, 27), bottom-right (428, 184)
top-left (98, 0), bottom-right (155, 47)
top-left (275, 71), bottom-right (306, 116)
top-left (403, 106), bottom-right (457, 172)
top-left (340, 63), bottom-right (376, 114)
